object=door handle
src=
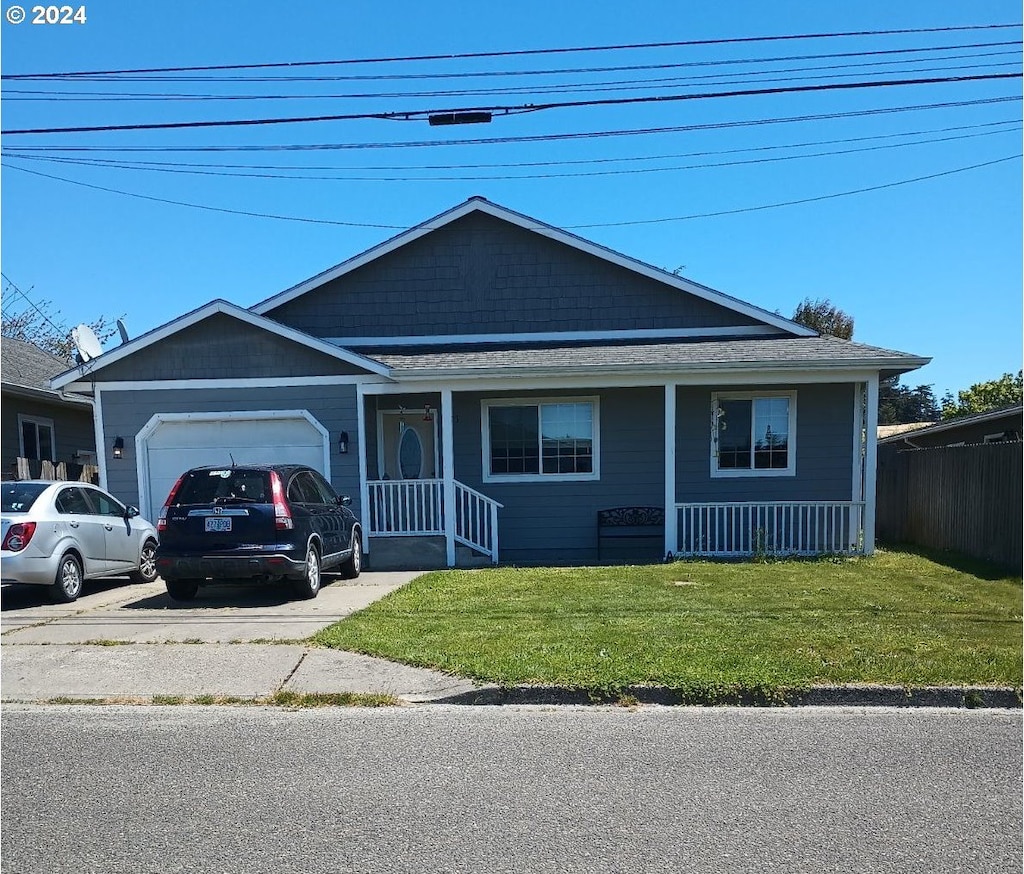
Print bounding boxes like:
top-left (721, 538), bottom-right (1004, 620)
top-left (104, 524), bottom-right (114, 531)
top-left (69, 521), bottom-right (79, 528)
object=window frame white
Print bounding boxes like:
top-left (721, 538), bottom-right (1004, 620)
top-left (710, 390), bottom-right (797, 478)
top-left (481, 396), bottom-right (600, 483)
top-left (18, 414), bottom-right (56, 461)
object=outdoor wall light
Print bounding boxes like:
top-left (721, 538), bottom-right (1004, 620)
top-left (112, 437), bottom-right (125, 459)
top-left (423, 404), bottom-right (433, 422)
top-left (338, 431), bottom-right (349, 454)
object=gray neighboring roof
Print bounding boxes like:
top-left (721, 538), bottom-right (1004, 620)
top-left (1, 336), bottom-right (92, 405)
top-left (877, 404), bottom-right (1023, 444)
top-left (368, 335), bottom-right (929, 378)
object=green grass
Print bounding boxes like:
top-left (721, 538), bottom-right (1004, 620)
top-left (312, 548), bottom-right (1022, 696)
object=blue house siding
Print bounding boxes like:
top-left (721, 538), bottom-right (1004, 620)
top-left (452, 386), bottom-right (665, 564)
top-left (99, 384), bottom-right (360, 513)
top-left (675, 383), bottom-right (856, 502)
top-left (266, 212), bottom-right (764, 340)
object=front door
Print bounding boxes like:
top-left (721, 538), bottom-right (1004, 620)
top-left (378, 411), bottom-right (438, 480)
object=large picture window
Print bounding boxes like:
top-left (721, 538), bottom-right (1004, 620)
top-left (483, 398), bottom-right (599, 482)
top-left (712, 392), bottom-right (796, 477)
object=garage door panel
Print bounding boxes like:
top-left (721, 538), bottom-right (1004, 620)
top-left (143, 416), bottom-right (326, 521)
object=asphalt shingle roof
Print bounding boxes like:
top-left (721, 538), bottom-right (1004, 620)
top-left (367, 335), bottom-right (928, 375)
top-left (1, 336), bottom-right (75, 393)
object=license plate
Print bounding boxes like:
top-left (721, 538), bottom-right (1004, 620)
top-left (205, 517), bottom-right (232, 533)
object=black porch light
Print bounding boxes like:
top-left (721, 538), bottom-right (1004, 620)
top-left (112, 436), bottom-right (124, 459)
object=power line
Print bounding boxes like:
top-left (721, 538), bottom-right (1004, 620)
top-left (4, 154), bottom-right (1018, 229)
top-left (4, 23), bottom-right (1018, 79)
top-left (7, 96), bottom-right (1016, 153)
top-left (6, 126), bottom-right (1017, 182)
top-left (3, 72), bottom-right (1019, 135)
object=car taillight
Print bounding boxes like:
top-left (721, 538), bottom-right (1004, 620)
top-left (157, 474), bottom-right (186, 532)
top-left (3, 522), bottom-right (37, 552)
top-left (270, 471), bottom-right (293, 530)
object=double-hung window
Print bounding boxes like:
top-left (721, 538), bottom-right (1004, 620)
top-left (483, 398), bottom-right (599, 482)
top-left (18, 415), bottom-right (55, 461)
top-left (711, 392), bottom-right (796, 477)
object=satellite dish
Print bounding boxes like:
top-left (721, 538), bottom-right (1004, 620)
top-left (71, 324), bottom-right (103, 363)
top-left (116, 318), bottom-right (129, 345)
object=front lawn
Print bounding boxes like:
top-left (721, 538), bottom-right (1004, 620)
top-left (313, 549), bottom-right (1022, 696)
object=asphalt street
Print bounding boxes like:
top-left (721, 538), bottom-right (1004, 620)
top-left (2, 705), bottom-right (1020, 874)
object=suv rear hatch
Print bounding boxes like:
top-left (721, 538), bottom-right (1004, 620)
top-left (160, 468), bottom-right (280, 554)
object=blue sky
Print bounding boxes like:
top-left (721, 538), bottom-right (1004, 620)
top-left (1, 0), bottom-right (1020, 399)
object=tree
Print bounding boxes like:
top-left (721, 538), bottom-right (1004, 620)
top-left (791, 297), bottom-right (854, 339)
top-left (1, 283), bottom-right (119, 363)
top-left (878, 376), bottom-right (941, 424)
top-left (940, 371), bottom-right (1023, 420)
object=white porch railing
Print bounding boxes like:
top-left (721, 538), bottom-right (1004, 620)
top-left (366, 479), bottom-right (502, 563)
top-left (676, 501), bottom-right (865, 557)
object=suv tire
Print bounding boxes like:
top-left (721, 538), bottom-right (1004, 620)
top-left (292, 543), bottom-right (321, 600)
top-left (166, 579), bottom-right (200, 602)
top-left (340, 532), bottom-right (362, 579)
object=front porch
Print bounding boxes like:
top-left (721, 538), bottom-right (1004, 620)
top-left (356, 380), bottom-right (878, 569)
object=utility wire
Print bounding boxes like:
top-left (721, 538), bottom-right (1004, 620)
top-left (3, 72), bottom-right (1020, 135)
top-left (4, 23), bottom-right (1018, 79)
top-left (4, 154), bottom-right (1018, 229)
top-left (7, 96), bottom-right (1016, 153)
top-left (6, 119), bottom-right (1015, 173)
top-left (6, 126), bottom-right (1017, 182)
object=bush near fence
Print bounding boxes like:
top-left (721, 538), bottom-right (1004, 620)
top-left (876, 441), bottom-right (1022, 571)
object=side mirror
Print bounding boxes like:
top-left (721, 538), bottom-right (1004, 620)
top-left (338, 495), bottom-right (352, 506)
top-left (125, 506), bottom-right (140, 519)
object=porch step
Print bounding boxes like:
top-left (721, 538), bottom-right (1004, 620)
top-left (366, 536), bottom-right (447, 572)
top-left (455, 544), bottom-right (494, 568)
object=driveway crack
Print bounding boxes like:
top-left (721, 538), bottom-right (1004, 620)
top-left (277, 649), bottom-right (308, 693)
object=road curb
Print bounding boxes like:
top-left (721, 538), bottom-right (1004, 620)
top-left (428, 684), bottom-right (1023, 709)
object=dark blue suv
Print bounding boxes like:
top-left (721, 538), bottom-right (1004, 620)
top-left (155, 464), bottom-right (361, 602)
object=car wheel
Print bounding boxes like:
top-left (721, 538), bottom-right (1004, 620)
top-left (165, 579), bottom-right (200, 602)
top-left (340, 532), bottom-right (362, 579)
top-left (293, 544), bottom-right (321, 600)
top-left (130, 539), bottom-right (159, 584)
top-left (50, 553), bottom-right (83, 603)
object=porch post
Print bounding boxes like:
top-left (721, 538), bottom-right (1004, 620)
top-left (863, 374), bottom-right (879, 555)
top-left (664, 383), bottom-right (678, 558)
top-left (356, 384), bottom-right (371, 557)
top-left (851, 381), bottom-right (865, 552)
top-left (441, 388), bottom-right (456, 567)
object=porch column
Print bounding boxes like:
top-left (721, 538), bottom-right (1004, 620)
top-left (442, 388), bottom-right (456, 567)
top-left (851, 382), bottom-right (865, 551)
top-left (664, 383), bottom-right (678, 558)
top-left (357, 384), bottom-right (370, 556)
top-left (863, 374), bottom-right (879, 555)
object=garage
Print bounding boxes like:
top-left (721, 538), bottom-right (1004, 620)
top-left (138, 411), bottom-right (329, 521)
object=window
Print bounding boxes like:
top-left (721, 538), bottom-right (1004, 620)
top-left (712, 392), bottom-right (796, 477)
top-left (55, 487), bottom-right (96, 515)
top-left (483, 398), bottom-right (599, 482)
top-left (18, 415), bottom-right (55, 461)
top-left (89, 488), bottom-right (126, 517)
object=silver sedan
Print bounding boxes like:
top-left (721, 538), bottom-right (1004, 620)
top-left (1, 481), bottom-right (159, 602)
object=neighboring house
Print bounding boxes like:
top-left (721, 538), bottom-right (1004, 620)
top-left (1, 336), bottom-right (96, 481)
top-left (877, 406), bottom-right (1023, 450)
top-left (51, 197), bottom-right (928, 567)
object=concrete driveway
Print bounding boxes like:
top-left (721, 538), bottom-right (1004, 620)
top-left (0, 571), bottom-right (418, 644)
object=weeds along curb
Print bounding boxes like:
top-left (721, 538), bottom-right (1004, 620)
top-left (429, 685), bottom-right (1023, 709)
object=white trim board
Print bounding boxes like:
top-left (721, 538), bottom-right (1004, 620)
top-left (51, 298), bottom-right (391, 390)
top-left (251, 197), bottom-right (817, 338)
top-left (62, 374), bottom-right (393, 393)
top-left (330, 325), bottom-right (784, 347)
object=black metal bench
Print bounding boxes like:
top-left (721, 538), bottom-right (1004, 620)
top-left (597, 506), bottom-right (665, 562)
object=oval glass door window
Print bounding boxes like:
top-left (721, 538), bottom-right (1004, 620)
top-left (398, 427), bottom-right (424, 479)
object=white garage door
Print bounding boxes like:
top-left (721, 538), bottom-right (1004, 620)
top-left (142, 414), bottom-right (327, 521)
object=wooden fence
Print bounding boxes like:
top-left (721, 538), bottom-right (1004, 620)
top-left (876, 441), bottom-right (1022, 570)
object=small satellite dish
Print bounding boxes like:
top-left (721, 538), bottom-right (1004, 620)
top-left (116, 318), bottom-right (129, 345)
top-left (71, 324), bottom-right (103, 363)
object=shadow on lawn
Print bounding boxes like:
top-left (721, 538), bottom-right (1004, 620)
top-left (879, 542), bottom-right (1021, 581)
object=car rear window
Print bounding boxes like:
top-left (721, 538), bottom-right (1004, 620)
top-left (173, 469), bottom-right (271, 505)
top-left (2, 483), bottom-right (49, 513)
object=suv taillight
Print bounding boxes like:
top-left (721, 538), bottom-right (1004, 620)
top-left (270, 471), bottom-right (293, 530)
top-left (3, 522), bottom-right (37, 552)
top-left (157, 474), bottom-right (185, 532)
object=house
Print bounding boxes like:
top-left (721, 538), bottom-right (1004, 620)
top-left (878, 405), bottom-right (1023, 450)
top-left (50, 197), bottom-right (929, 567)
top-left (2, 336), bottom-right (96, 481)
